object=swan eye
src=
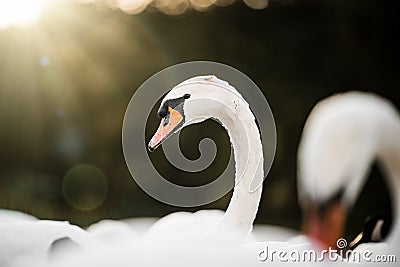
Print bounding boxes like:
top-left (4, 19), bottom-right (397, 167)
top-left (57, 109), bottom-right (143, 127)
top-left (163, 111), bottom-right (170, 126)
top-left (184, 93), bottom-right (190, 99)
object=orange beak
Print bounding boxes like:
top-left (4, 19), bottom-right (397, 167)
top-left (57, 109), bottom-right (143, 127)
top-left (148, 107), bottom-right (184, 152)
top-left (302, 201), bottom-right (346, 250)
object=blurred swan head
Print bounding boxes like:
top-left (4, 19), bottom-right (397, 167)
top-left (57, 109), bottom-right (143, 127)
top-left (297, 92), bottom-right (399, 250)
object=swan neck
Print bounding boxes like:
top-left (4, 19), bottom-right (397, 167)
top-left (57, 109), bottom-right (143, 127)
top-left (211, 95), bottom-right (264, 236)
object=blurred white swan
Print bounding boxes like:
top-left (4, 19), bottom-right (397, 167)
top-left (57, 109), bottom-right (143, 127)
top-left (298, 92), bottom-right (400, 259)
top-left (146, 75), bottom-right (265, 242)
top-left (0, 220), bottom-right (103, 267)
top-left (0, 209), bottom-right (37, 223)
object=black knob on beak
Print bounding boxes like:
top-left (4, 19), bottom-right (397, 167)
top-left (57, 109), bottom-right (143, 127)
top-left (148, 143), bottom-right (155, 152)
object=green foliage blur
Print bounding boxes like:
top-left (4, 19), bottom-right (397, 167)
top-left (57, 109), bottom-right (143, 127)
top-left (0, 0), bottom-right (398, 241)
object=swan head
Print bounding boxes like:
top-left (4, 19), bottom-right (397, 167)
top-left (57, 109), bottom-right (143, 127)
top-left (297, 92), bottom-right (397, 249)
top-left (148, 75), bottom-right (240, 151)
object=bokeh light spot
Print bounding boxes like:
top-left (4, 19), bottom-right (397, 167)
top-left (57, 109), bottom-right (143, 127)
top-left (39, 56), bottom-right (50, 67)
top-left (213, 0), bottom-right (235, 7)
top-left (117, 0), bottom-right (150, 14)
top-left (190, 0), bottom-right (213, 12)
top-left (243, 0), bottom-right (269, 10)
top-left (154, 0), bottom-right (189, 15)
top-left (63, 164), bottom-right (108, 211)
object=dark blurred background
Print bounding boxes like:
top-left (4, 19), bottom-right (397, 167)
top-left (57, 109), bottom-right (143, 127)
top-left (0, 0), bottom-right (399, 240)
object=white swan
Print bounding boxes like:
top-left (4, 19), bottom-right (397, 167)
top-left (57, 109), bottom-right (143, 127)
top-left (298, 92), bottom-right (400, 259)
top-left (146, 75), bottom-right (264, 242)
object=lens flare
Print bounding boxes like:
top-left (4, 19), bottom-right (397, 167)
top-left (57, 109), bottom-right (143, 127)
top-left (63, 164), bottom-right (108, 211)
top-left (0, 0), bottom-right (45, 28)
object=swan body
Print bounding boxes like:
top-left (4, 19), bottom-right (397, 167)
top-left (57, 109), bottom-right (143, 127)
top-left (86, 219), bottom-right (139, 246)
top-left (145, 210), bottom-right (225, 242)
top-left (251, 224), bottom-right (298, 242)
top-left (298, 92), bottom-right (400, 260)
top-left (0, 220), bottom-right (103, 267)
top-left (121, 217), bottom-right (158, 233)
top-left (0, 209), bottom-right (37, 223)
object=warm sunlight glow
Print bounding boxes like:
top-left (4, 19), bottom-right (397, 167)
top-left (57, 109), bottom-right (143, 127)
top-left (0, 0), bottom-right (45, 28)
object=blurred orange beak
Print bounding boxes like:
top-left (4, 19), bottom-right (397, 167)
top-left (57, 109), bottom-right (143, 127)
top-left (148, 107), bottom-right (184, 152)
top-left (302, 201), bottom-right (346, 250)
